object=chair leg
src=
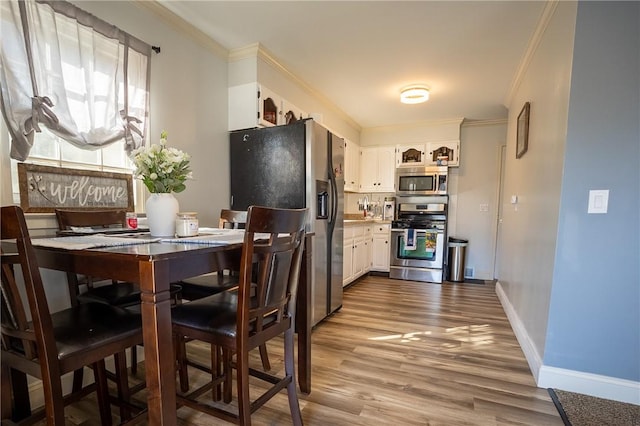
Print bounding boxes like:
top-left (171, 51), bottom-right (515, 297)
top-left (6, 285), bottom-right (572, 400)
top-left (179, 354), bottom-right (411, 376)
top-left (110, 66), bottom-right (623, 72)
top-left (130, 345), bottom-right (138, 376)
top-left (222, 348), bottom-right (233, 404)
top-left (258, 343), bottom-right (271, 371)
top-left (211, 345), bottom-right (222, 401)
top-left (175, 334), bottom-right (190, 393)
top-left (235, 345), bottom-right (251, 425)
top-left (71, 367), bottom-right (84, 393)
top-left (284, 328), bottom-right (303, 426)
top-left (114, 352), bottom-right (132, 421)
top-left (93, 360), bottom-right (113, 426)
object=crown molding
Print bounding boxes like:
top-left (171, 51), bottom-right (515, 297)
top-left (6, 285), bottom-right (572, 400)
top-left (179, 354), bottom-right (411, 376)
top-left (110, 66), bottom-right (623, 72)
top-left (504, 0), bottom-right (559, 108)
top-left (363, 118), bottom-right (464, 133)
top-left (136, 1), bottom-right (228, 59)
top-left (462, 118), bottom-right (508, 128)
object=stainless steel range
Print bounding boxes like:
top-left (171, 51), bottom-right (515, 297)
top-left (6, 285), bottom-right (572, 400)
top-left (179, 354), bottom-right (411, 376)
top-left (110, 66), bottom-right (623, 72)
top-left (390, 196), bottom-right (448, 283)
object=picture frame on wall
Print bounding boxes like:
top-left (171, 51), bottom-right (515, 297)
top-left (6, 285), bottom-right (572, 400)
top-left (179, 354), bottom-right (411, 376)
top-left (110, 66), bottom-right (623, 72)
top-left (516, 102), bottom-right (530, 159)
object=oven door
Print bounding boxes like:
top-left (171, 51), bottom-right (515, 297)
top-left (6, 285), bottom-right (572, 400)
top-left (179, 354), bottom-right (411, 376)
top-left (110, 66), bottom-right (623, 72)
top-left (390, 229), bottom-right (444, 269)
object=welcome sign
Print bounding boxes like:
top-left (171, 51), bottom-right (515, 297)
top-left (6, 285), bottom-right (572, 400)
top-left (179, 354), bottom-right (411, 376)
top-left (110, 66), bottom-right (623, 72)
top-left (18, 163), bottom-right (134, 212)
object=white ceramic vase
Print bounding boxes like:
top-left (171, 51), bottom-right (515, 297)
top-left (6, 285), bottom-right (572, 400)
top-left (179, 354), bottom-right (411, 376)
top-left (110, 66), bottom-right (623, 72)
top-left (146, 193), bottom-right (179, 237)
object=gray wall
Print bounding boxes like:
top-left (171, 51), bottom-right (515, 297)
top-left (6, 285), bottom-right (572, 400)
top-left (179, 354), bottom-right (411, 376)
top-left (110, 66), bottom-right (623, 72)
top-left (72, 1), bottom-right (231, 228)
top-left (497, 0), bottom-right (577, 367)
top-left (452, 121), bottom-right (506, 280)
top-left (544, 1), bottom-right (640, 381)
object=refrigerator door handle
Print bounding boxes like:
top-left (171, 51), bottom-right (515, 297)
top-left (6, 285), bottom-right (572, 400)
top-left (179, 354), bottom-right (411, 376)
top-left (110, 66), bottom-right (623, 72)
top-left (328, 169), bottom-right (338, 226)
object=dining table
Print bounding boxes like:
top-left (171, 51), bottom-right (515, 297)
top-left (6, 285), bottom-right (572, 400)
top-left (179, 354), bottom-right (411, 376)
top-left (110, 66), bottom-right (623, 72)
top-left (30, 230), bottom-right (313, 425)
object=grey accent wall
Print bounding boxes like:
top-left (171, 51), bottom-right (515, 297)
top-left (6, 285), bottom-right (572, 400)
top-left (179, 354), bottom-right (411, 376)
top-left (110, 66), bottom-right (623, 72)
top-left (453, 122), bottom-right (506, 280)
top-left (73, 1), bottom-right (231, 228)
top-left (497, 1), bottom-right (577, 360)
top-left (544, 2), bottom-right (640, 381)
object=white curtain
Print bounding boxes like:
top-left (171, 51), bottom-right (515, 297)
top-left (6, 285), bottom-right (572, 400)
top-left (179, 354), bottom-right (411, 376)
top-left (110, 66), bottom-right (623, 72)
top-left (0, 0), bottom-right (151, 161)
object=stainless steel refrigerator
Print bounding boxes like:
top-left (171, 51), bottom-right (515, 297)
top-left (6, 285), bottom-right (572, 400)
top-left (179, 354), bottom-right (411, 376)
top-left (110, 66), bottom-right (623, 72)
top-left (229, 118), bottom-right (344, 326)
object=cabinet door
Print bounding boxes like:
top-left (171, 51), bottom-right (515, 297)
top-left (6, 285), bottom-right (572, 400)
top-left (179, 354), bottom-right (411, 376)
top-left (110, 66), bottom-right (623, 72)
top-left (353, 238), bottom-right (364, 278)
top-left (359, 147), bottom-right (379, 192)
top-left (343, 241), bottom-right (353, 286)
top-left (344, 139), bottom-right (360, 192)
top-left (372, 235), bottom-right (390, 272)
top-left (228, 82), bottom-right (259, 131)
top-left (258, 85), bottom-right (280, 127)
top-left (377, 146), bottom-right (397, 192)
top-left (364, 237), bottom-right (372, 273)
top-left (396, 144), bottom-right (426, 167)
top-left (426, 140), bottom-right (460, 167)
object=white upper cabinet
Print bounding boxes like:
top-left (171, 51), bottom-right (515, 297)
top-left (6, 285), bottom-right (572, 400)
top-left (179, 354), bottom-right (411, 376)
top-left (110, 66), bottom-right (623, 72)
top-left (259, 85), bottom-right (280, 127)
top-left (396, 144), bottom-right (427, 167)
top-left (426, 140), bottom-right (460, 167)
top-left (228, 83), bottom-right (307, 130)
top-left (359, 146), bottom-right (395, 193)
top-left (344, 139), bottom-right (360, 193)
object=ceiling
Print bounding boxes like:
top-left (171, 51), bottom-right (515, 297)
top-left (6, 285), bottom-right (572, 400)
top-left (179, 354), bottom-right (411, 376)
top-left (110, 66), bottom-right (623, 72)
top-left (157, 1), bottom-right (547, 129)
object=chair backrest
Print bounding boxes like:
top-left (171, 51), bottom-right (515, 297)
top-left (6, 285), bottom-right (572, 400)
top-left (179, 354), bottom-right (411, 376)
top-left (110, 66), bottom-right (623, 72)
top-left (1, 206), bottom-right (57, 371)
top-left (219, 209), bottom-right (247, 229)
top-left (55, 209), bottom-right (127, 230)
top-left (237, 206), bottom-right (307, 343)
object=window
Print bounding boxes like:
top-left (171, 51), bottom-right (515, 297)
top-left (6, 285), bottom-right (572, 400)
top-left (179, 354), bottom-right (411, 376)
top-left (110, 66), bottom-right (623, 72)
top-left (1, 0), bottom-right (151, 208)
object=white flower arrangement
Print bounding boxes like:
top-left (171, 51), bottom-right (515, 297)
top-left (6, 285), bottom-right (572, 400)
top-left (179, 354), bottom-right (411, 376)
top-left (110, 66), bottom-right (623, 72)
top-left (131, 131), bottom-right (192, 193)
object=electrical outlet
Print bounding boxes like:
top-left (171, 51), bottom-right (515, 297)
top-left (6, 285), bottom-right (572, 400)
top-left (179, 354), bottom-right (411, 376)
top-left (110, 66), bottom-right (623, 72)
top-left (588, 190), bottom-right (609, 214)
top-left (479, 203), bottom-right (489, 212)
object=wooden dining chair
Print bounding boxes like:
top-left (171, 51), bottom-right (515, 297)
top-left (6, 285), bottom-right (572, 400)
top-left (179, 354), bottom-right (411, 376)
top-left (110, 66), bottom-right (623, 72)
top-left (176, 208), bottom-right (271, 374)
top-left (218, 209), bottom-right (247, 229)
top-left (0, 205), bottom-right (144, 424)
top-left (54, 208), bottom-right (182, 378)
top-left (172, 205), bottom-right (307, 425)
top-left (178, 209), bottom-right (248, 301)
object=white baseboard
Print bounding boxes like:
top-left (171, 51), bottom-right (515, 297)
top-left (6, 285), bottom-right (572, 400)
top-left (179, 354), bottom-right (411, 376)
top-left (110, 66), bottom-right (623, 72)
top-left (495, 281), bottom-right (640, 406)
top-left (495, 281), bottom-right (543, 379)
top-left (539, 365), bottom-right (640, 405)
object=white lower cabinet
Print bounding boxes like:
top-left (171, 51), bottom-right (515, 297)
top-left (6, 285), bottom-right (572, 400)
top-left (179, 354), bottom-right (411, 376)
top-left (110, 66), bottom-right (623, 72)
top-left (343, 222), bottom-right (375, 286)
top-left (371, 224), bottom-right (391, 272)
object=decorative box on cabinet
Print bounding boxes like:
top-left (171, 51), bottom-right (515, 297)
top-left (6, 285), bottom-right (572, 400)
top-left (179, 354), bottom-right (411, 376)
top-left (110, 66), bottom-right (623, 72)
top-left (359, 146), bottom-right (395, 193)
top-left (344, 139), bottom-right (360, 192)
top-left (396, 144), bottom-right (426, 167)
top-left (426, 140), bottom-right (460, 167)
top-left (281, 98), bottom-right (307, 125)
top-left (371, 223), bottom-right (391, 272)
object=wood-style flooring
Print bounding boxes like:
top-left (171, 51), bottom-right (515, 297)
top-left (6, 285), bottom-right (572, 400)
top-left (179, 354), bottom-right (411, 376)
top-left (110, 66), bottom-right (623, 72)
top-left (32, 275), bottom-right (563, 425)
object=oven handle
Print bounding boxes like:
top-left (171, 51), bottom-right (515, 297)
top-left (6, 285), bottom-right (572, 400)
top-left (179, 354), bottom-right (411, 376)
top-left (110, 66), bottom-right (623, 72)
top-left (391, 229), bottom-right (444, 234)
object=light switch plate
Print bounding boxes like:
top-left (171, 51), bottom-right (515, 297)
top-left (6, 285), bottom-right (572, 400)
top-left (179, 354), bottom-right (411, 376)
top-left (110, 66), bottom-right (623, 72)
top-left (588, 190), bottom-right (609, 214)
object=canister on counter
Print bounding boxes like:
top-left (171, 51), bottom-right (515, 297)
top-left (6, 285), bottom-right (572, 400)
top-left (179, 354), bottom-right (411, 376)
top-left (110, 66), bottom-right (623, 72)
top-left (126, 212), bottom-right (138, 229)
top-left (176, 212), bottom-right (199, 237)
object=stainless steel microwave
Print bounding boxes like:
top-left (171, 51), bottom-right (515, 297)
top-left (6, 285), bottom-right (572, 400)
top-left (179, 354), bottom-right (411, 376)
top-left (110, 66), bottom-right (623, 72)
top-left (395, 166), bottom-right (448, 196)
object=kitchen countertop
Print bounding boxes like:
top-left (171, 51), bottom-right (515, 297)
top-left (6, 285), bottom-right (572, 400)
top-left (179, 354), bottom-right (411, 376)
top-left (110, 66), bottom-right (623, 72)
top-left (343, 216), bottom-right (392, 224)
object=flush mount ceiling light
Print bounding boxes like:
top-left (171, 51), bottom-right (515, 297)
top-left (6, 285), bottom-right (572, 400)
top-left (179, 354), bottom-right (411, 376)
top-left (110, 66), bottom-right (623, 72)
top-left (400, 86), bottom-right (430, 104)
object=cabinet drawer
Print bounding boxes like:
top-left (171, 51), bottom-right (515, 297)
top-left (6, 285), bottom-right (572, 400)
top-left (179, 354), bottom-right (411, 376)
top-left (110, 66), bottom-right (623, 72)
top-left (373, 224), bottom-right (391, 234)
top-left (344, 225), bottom-right (359, 240)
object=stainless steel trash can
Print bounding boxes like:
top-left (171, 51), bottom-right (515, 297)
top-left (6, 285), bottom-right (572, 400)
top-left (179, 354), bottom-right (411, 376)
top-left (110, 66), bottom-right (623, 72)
top-left (448, 237), bottom-right (468, 282)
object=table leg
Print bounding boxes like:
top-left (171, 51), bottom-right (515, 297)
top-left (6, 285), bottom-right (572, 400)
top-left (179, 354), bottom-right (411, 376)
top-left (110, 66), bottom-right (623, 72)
top-left (139, 261), bottom-right (177, 425)
top-left (1, 364), bottom-right (30, 421)
top-left (296, 234), bottom-right (312, 394)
